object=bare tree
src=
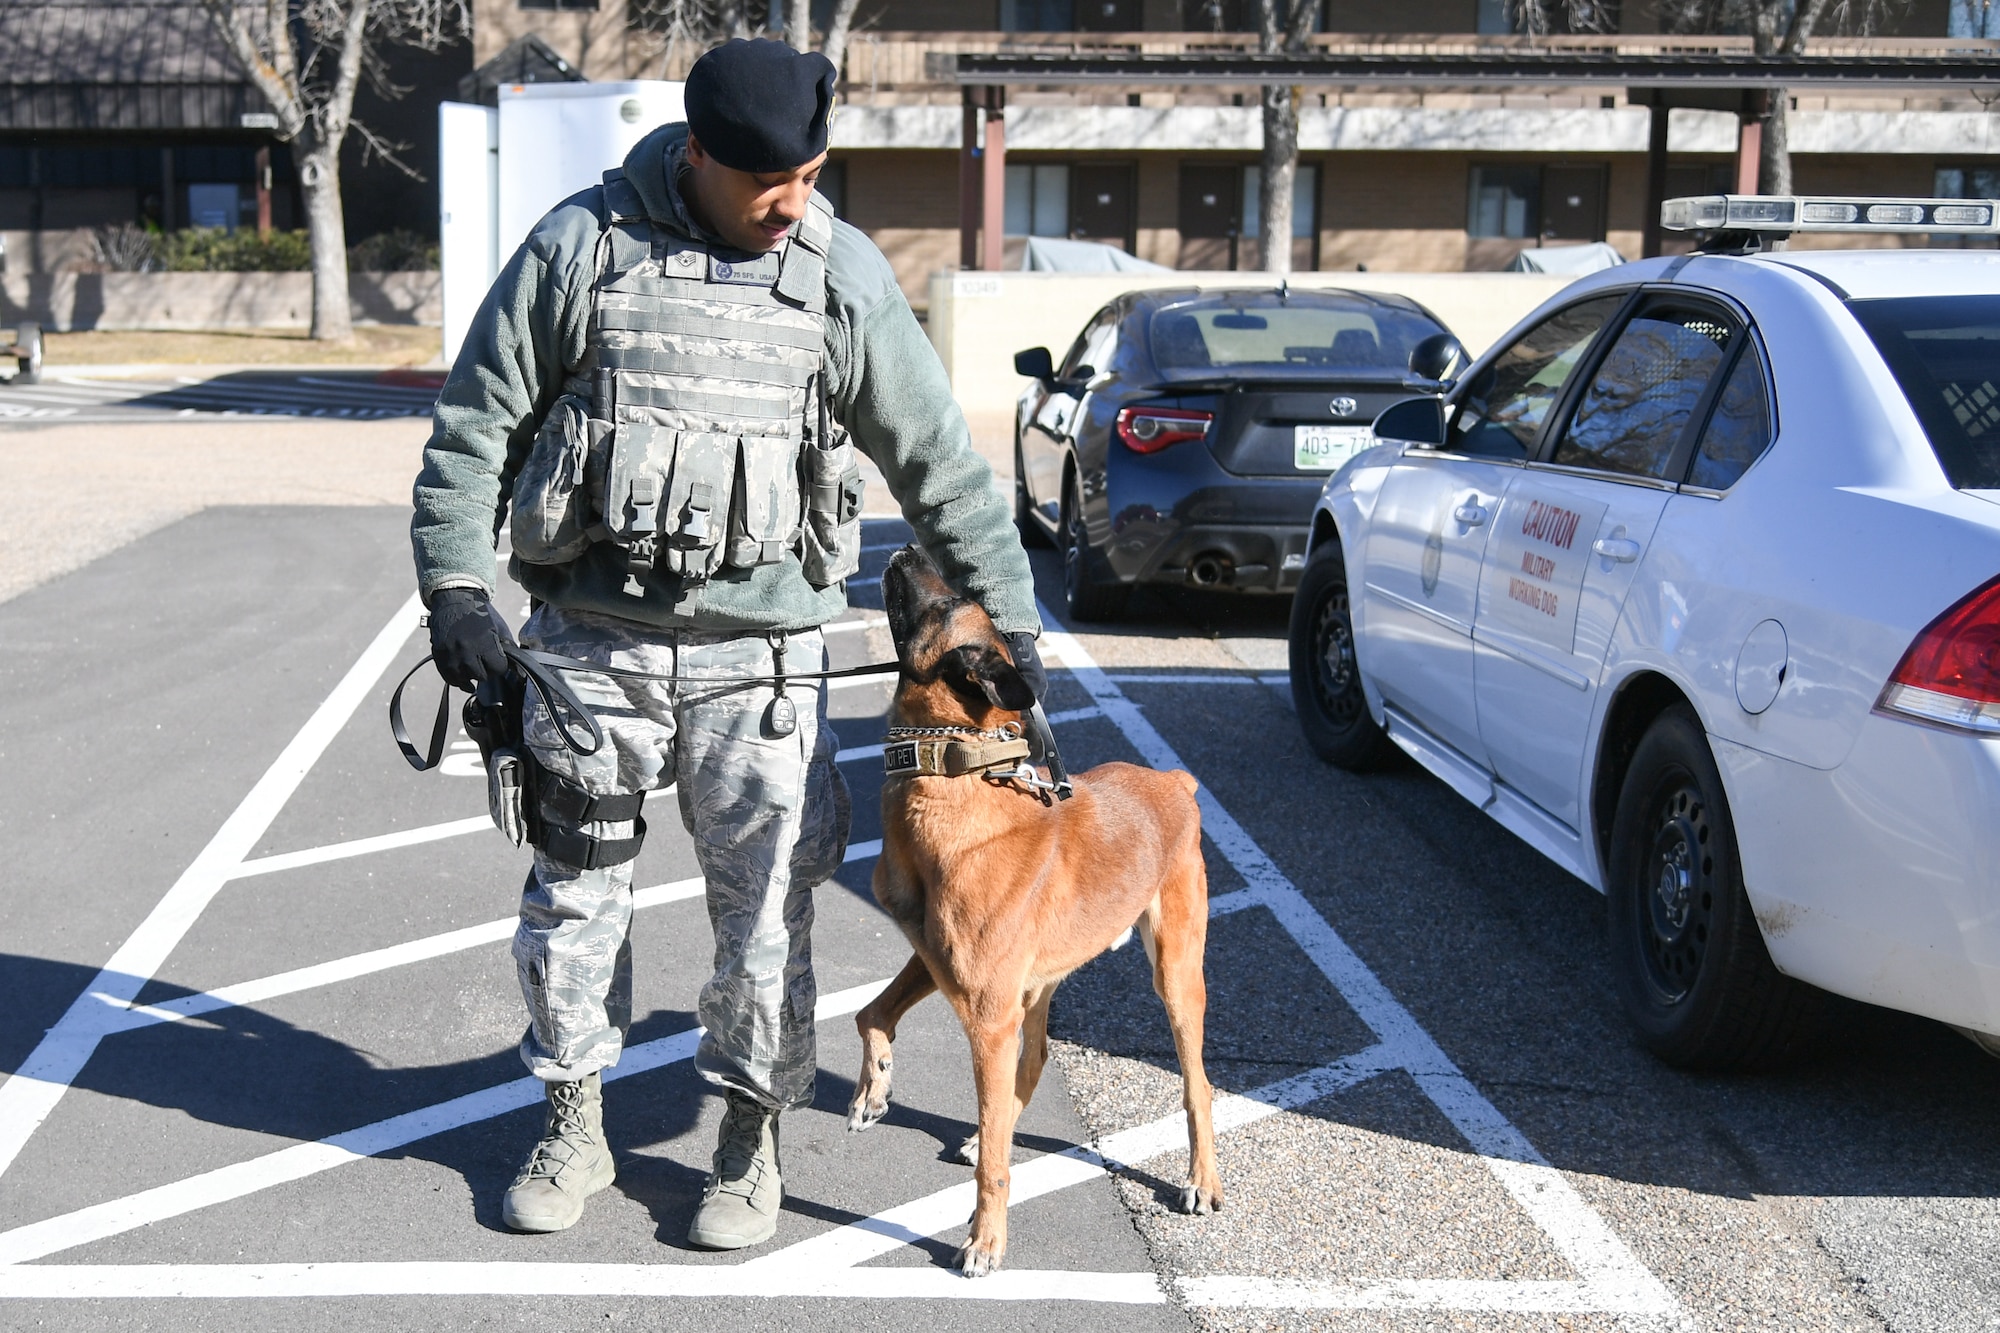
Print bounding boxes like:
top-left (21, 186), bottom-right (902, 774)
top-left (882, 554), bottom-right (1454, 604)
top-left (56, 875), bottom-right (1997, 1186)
top-left (1256, 0), bottom-right (1320, 274)
top-left (820, 0), bottom-right (864, 78)
top-left (200, 1), bottom-right (465, 341)
top-left (781, 0), bottom-right (866, 80)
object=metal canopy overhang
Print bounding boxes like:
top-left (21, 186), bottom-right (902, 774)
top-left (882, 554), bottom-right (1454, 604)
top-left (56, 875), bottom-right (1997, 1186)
top-left (941, 50), bottom-right (2000, 93)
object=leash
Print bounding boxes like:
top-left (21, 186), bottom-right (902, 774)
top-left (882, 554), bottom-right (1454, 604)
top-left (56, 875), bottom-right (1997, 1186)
top-left (391, 644), bottom-right (902, 771)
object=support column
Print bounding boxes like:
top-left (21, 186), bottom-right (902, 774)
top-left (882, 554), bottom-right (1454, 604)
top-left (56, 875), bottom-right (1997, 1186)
top-left (255, 146), bottom-right (273, 235)
top-left (1643, 101), bottom-right (1670, 258)
top-left (1734, 92), bottom-right (1764, 196)
top-left (980, 86), bottom-right (1006, 272)
top-left (959, 89), bottom-right (979, 270)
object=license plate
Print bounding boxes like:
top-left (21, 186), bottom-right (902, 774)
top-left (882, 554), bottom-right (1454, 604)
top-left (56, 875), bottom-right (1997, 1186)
top-left (1294, 424), bottom-right (1373, 471)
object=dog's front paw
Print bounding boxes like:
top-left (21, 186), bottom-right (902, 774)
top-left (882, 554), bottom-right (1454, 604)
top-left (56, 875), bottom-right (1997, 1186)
top-left (951, 1133), bottom-right (980, 1166)
top-left (956, 1232), bottom-right (1005, 1277)
top-left (847, 1056), bottom-right (892, 1132)
top-left (1178, 1179), bottom-right (1223, 1215)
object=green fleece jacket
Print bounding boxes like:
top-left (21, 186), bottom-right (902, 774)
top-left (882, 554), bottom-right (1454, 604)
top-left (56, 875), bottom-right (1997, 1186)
top-left (410, 123), bottom-right (1038, 637)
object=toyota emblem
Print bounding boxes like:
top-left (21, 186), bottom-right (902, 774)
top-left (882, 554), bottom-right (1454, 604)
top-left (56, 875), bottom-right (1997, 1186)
top-left (1329, 396), bottom-right (1359, 417)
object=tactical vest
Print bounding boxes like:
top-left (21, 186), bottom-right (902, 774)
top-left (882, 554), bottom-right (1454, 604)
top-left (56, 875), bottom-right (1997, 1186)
top-left (510, 168), bottom-right (865, 600)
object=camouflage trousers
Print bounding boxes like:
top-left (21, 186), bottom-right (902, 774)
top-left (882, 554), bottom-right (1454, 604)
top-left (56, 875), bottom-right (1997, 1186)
top-left (513, 604), bottom-right (851, 1110)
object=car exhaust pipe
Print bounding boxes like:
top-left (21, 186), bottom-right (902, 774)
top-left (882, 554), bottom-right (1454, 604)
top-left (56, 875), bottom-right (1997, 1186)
top-left (1188, 553), bottom-right (1233, 588)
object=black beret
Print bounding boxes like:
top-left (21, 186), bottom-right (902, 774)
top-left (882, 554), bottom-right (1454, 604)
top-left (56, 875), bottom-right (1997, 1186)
top-left (686, 39), bottom-right (837, 174)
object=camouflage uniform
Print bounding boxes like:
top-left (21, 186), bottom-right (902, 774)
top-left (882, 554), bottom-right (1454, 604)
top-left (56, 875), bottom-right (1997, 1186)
top-left (513, 604), bottom-right (850, 1110)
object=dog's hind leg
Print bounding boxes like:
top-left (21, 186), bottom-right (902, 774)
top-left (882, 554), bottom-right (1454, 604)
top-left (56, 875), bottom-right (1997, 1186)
top-left (955, 982), bottom-right (1056, 1166)
top-left (1142, 857), bottom-right (1224, 1216)
top-left (848, 953), bottom-right (937, 1132)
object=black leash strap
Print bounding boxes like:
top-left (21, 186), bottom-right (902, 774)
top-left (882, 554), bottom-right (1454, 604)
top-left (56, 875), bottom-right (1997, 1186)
top-left (1022, 701), bottom-right (1075, 801)
top-left (391, 645), bottom-right (903, 772)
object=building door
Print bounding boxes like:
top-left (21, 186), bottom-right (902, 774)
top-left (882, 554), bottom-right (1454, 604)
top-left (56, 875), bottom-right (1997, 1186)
top-left (1069, 163), bottom-right (1135, 252)
top-left (1177, 164), bottom-right (1238, 270)
top-left (1075, 0), bottom-right (1144, 28)
top-left (1541, 165), bottom-right (1605, 243)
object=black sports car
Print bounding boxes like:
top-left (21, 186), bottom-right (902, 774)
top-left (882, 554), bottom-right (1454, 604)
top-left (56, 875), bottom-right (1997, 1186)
top-left (1013, 286), bottom-right (1460, 620)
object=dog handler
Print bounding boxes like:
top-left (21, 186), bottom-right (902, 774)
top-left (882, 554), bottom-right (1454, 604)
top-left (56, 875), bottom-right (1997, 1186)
top-left (410, 38), bottom-right (1045, 1249)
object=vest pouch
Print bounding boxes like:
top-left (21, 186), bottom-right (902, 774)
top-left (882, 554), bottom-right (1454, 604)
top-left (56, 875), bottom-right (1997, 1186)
top-left (726, 432), bottom-right (805, 569)
top-left (603, 422), bottom-right (731, 582)
top-left (511, 394), bottom-right (598, 565)
top-left (800, 436), bottom-right (865, 588)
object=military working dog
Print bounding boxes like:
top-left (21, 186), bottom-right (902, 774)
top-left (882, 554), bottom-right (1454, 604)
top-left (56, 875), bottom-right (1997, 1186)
top-left (848, 546), bottom-right (1222, 1276)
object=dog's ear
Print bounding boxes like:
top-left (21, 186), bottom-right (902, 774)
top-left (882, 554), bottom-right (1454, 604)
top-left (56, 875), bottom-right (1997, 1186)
top-left (943, 645), bottom-right (1036, 712)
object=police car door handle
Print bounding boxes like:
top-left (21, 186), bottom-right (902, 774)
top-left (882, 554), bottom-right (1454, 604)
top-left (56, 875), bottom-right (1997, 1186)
top-left (1453, 502), bottom-right (1488, 526)
top-left (1592, 536), bottom-right (1642, 562)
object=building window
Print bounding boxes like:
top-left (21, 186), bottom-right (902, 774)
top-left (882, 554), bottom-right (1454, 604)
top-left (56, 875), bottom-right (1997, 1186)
top-left (1240, 164), bottom-right (1318, 239)
top-left (1938, 165), bottom-right (2000, 199)
top-left (1476, 0), bottom-right (1517, 33)
top-left (1005, 163), bottom-right (1070, 237)
top-left (1001, 0), bottom-right (1075, 29)
top-left (1468, 165), bottom-right (1541, 239)
top-left (1950, 0), bottom-right (1998, 36)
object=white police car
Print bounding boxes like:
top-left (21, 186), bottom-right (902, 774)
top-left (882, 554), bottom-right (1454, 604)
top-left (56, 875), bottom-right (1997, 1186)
top-left (1288, 196), bottom-right (2000, 1069)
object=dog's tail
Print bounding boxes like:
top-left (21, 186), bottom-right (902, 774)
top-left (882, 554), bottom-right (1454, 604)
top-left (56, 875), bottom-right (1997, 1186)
top-left (1172, 770), bottom-right (1198, 796)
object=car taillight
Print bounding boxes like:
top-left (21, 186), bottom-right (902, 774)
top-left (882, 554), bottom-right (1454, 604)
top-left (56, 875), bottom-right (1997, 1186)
top-left (1876, 574), bottom-right (2000, 735)
top-left (1116, 406), bottom-right (1212, 454)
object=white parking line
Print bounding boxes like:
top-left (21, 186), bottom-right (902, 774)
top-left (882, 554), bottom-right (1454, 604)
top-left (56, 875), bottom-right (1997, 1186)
top-left (0, 1264), bottom-right (1164, 1303)
top-left (1035, 604), bottom-right (1692, 1328)
top-left (94, 841), bottom-right (886, 1037)
top-left (0, 594), bottom-right (424, 1183)
top-left (0, 977), bottom-right (891, 1268)
top-left (229, 817), bottom-right (493, 879)
top-left (1103, 673), bottom-right (1289, 688)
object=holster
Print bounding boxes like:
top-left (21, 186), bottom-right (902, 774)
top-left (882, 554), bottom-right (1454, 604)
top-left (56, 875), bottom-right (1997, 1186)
top-left (463, 671), bottom-right (648, 869)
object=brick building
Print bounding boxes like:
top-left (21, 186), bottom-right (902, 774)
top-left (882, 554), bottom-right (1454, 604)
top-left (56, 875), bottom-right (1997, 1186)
top-left (474, 0), bottom-right (1999, 302)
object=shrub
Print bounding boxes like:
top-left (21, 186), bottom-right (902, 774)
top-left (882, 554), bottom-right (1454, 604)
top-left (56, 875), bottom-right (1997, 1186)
top-left (158, 227), bottom-right (312, 272)
top-left (348, 229), bottom-right (440, 272)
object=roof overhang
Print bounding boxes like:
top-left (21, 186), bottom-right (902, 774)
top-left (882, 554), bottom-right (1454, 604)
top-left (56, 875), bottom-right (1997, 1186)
top-left (936, 49), bottom-right (2000, 94)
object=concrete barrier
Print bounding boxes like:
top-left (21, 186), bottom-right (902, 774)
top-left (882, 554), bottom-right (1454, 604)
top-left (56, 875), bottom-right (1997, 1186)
top-left (925, 269), bottom-right (1579, 418)
top-left (0, 271), bottom-right (441, 332)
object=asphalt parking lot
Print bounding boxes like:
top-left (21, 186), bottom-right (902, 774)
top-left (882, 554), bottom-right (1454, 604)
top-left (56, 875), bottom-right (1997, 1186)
top-left (4, 494), bottom-right (2000, 1332)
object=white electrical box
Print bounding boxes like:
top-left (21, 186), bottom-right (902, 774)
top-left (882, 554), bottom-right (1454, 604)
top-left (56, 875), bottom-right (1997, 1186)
top-left (438, 80), bottom-right (686, 366)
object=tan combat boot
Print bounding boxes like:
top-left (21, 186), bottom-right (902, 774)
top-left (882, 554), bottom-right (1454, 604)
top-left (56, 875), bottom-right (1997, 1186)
top-left (686, 1091), bottom-right (783, 1249)
top-left (501, 1072), bottom-right (615, 1233)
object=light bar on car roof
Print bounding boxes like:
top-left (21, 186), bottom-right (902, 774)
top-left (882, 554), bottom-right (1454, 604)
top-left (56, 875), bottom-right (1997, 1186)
top-left (1661, 195), bottom-right (2000, 234)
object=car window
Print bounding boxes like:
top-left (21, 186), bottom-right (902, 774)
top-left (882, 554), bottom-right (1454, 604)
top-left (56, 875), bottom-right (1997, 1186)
top-left (1059, 308), bottom-right (1117, 381)
top-left (1552, 307), bottom-right (1735, 480)
top-left (1446, 294), bottom-right (1625, 460)
top-left (1148, 295), bottom-right (1443, 376)
top-left (1847, 294), bottom-right (2000, 490)
top-left (1687, 349), bottom-right (1773, 490)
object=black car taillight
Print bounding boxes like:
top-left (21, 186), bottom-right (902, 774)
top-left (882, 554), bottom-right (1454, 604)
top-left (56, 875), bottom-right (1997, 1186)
top-left (1876, 573), bottom-right (2000, 735)
top-left (1116, 406), bottom-right (1212, 455)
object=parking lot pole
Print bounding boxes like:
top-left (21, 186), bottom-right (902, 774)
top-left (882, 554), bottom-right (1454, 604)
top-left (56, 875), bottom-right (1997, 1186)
top-left (980, 86), bottom-right (1007, 272)
top-left (1643, 98), bottom-right (1669, 258)
top-left (959, 89), bottom-right (979, 270)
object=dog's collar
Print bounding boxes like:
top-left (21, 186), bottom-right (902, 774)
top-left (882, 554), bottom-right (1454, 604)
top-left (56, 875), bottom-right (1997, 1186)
top-left (883, 725), bottom-right (1032, 781)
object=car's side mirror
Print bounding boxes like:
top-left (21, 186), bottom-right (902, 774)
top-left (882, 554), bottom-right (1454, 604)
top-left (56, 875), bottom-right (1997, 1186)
top-left (1373, 395), bottom-right (1447, 447)
top-left (1409, 332), bottom-right (1464, 384)
top-left (1015, 347), bottom-right (1056, 386)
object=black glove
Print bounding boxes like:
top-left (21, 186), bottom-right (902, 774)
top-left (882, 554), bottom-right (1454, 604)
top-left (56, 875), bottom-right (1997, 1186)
top-left (1006, 631), bottom-right (1048, 704)
top-left (428, 588), bottom-right (517, 692)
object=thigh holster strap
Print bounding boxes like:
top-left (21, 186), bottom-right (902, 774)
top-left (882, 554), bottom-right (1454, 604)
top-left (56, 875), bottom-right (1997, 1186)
top-left (534, 817), bottom-right (648, 871)
top-left (537, 772), bottom-right (646, 826)
top-left (528, 771), bottom-right (648, 870)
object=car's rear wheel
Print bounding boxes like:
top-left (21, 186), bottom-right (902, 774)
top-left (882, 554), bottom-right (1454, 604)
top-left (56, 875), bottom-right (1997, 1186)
top-left (1606, 704), bottom-right (1824, 1070)
top-left (1288, 541), bottom-right (1395, 770)
top-left (1060, 473), bottom-right (1127, 622)
top-left (1014, 436), bottom-right (1049, 548)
